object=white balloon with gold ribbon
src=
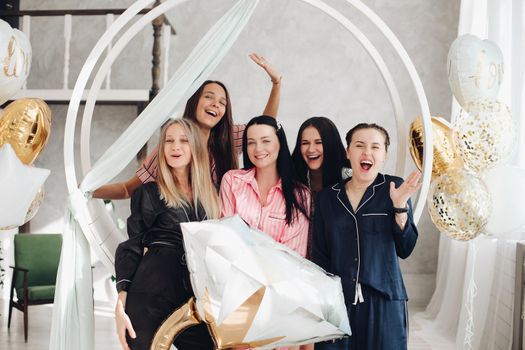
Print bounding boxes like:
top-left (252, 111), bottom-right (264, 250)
top-left (447, 34), bottom-right (503, 108)
top-left (0, 19), bottom-right (32, 106)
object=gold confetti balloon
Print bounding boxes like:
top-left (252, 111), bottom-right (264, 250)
top-left (427, 170), bottom-right (491, 241)
top-left (0, 98), bottom-right (51, 164)
top-left (453, 99), bottom-right (515, 172)
top-left (24, 186), bottom-right (45, 223)
top-left (409, 116), bottom-right (463, 178)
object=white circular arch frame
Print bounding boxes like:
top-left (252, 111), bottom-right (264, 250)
top-left (64, 0), bottom-right (433, 272)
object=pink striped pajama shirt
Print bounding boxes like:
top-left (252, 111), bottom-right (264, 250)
top-left (219, 168), bottom-right (310, 257)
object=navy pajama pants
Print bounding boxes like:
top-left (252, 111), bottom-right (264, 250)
top-left (315, 284), bottom-right (408, 350)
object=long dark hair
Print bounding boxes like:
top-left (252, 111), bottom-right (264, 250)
top-left (182, 80), bottom-right (237, 185)
top-left (292, 116), bottom-right (349, 188)
top-left (242, 115), bottom-right (310, 225)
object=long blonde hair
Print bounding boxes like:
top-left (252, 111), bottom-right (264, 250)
top-left (156, 119), bottom-right (220, 219)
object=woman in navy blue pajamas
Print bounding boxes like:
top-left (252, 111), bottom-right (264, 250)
top-left (312, 123), bottom-right (421, 350)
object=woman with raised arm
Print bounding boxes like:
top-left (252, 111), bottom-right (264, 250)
top-left (93, 53), bottom-right (281, 199)
top-left (312, 123), bottom-right (421, 350)
top-left (114, 119), bottom-right (219, 350)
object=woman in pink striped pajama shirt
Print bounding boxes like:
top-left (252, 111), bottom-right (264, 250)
top-left (219, 115), bottom-right (312, 350)
top-left (219, 115), bottom-right (311, 257)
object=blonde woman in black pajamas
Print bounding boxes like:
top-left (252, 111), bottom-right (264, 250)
top-left (114, 119), bottom-right (220, 350)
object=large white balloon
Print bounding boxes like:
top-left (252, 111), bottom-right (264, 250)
top-left (0, 19), bottom-right (32, 106)
top-left (482, 166), bottom-right (525, 235)
top-left (182, 216), bottom-right (350, 349)
top-left (447, 34), bottom-right (503, 108)
top-left (0, 144), bottom-right (49, 228)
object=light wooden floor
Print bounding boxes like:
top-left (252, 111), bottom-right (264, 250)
top-left (0, 299), bottom-right (121, 350)
top-left (0, 300), bottom-right (454, 349)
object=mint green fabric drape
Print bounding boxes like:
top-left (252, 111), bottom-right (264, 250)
top-left (51, 1), bottom-right (260, 349)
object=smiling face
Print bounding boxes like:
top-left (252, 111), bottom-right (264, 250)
top-left (195, 82), bottom-right (227, 131)
top-left (246, 124), bottom-right (280, 170)
top-left (163, 123), bottom-right (192, 172)
top-left (300, 126), bottom-right (324, 171)
top-left (346, 128), bottom-right (387, 184)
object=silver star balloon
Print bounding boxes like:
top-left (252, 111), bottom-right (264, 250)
top-left (0, 144), bottom-right (49, 228)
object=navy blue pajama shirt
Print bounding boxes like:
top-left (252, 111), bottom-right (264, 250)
top-left (312, 173), bottom-right (418, 350)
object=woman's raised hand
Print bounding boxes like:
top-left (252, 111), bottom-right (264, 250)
top-left (249, 53), bottom-right (282, 84)
top-left (115, 292), bottom-right (136, 350)
top-left (389, 170), bottom-right (422, 209)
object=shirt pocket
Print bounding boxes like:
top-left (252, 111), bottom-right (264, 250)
top-left (360, 212), bottom-right (390, 235)
top-left (267, 211), bottom-right (288, 242)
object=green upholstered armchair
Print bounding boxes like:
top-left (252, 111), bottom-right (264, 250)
top-left (8, 233), bottom-right (62, 342)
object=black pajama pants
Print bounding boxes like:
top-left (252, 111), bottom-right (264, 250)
top-left (125, 245), bottom-right (214, 350)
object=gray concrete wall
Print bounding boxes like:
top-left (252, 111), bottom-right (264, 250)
top-left (21, 0), bottom-right (460, 305)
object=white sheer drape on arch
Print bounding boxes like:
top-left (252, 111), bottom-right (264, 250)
top-left (49, 1), bottom-right (260, 349)
top-left (416, 0), bottom-right (525, 349)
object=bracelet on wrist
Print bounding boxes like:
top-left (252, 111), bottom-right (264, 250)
top-left (393, 205), bottom-right (408, 214)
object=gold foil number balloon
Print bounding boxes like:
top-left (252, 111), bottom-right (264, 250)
top-left (453, 99), bottom-right (515, 172)
top-left (0, 98), bottom-right (51, 164)
top-left (427, 169), bottom-right (491, 241)
top-left (409, 116), bottom-right (462, 178)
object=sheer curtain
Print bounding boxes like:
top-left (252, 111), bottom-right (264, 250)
top-left (49, 1), bottom-right (260, 349)
top-left (418, 1), bottom-right (525, 349)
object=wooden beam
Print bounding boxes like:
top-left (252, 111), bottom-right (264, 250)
top-left (0, 9), bottom-right (151, 17)
top-left (9, 89), bottom-right (150, 105)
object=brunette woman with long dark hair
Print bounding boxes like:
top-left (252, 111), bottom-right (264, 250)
top-left (292, 116), bottom-right (350, 195)
top-left (291, 116), bottom-right (350, 259)
top-left (219, 115), bottom-right (310, 257)
top-left (93, 53), bottom-right (282, 199)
